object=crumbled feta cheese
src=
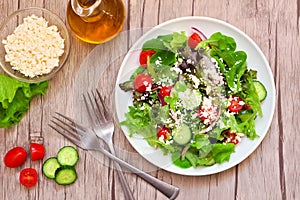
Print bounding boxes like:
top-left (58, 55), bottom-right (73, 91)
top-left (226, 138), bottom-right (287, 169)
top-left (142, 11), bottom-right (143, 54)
top-left (165, 140), bottom-right (174, 145)
top-left (178, 88), bottom-right (202, 110)
top-left (186, 58), bottom-right (193, 64)
top-left (161, 118), bottom-right (173, 124)
top-left (204, 118), bottom-right (210, 125)
top-left (145, 82), bottom-right (152, 91)
top-left (158, 135), bottom-right (165, 143)
top-left (202, 97), bottom-right (212, 109)
top-left (188, 74), bottom-right (200, 88)
top-left (237, 132), bottom-right (245, 137)
top-left (211, 57), bottom-right (217, 65)
top-left (2, 14), bottom-right (65, 78)
top-left (186, 68), bottom-right (191, 73)
top-left (170, 66), bottom-right (182, 74)
top-left (199, 97), bottom-right (219, 125)
top-left (224, 110), bottom-right (233, 117)
top-left (157, 77), bottom-right (174, 86)
top-left (238, 101), bottom-right (245, 106)
top-left (235, 135), bottom-right (242, 143)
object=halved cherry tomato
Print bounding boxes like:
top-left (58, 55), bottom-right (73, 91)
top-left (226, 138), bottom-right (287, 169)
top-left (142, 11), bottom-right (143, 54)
top-left (159, 86), bottom-right (172, 97)
top-left (157, 126), bottom-right (171, 140)
top-left (4, 147), bottom-right (27, 168)
top-left (222, 130), bottom-right (239, 145)
top-left (227, 95), bottom-right (244, 113)
top-left (133, 74), bottom-right (153, 93)
top-left (197, 105), bottom-right (218, 125)
top-left (188, 32), bottom-right (202, 49)
top-left (139, 50), bottom-right (156, 67)
top-left (19, 168), bottom-right (38, 188)
top-left (197, 108), bottom-right (208, 122)
top-left (30, 143), bottom-right (45, 161)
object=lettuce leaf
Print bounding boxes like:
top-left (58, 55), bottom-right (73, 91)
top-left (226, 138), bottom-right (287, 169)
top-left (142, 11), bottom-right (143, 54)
top-left (212, 143), bottom-right (235, 163)
top-left (0, 74), bottom-right (48, 128)
top-left (142, 31), bottom-right (187, 53)
top-left (198, 32), bottom-right (236, 52)
top-left (119, 103), bottom-right (156, 138)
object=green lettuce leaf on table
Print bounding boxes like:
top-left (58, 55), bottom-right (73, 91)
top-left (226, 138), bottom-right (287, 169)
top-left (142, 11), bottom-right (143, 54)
top-left (0, 74), bottom-right (48, 128)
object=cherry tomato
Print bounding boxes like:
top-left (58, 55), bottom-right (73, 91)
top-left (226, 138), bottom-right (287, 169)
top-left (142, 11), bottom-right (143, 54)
top-left (133, 74), bottom-right (153, 93)
top-left (222, 130), bottom-right (239, 145)
top-left (30, 143), bottom-right (45, 161)
top-left (4, 147), bottom-right (27, 168)
top-left (159, 86), bottom-right (172, 97)
top-left (227, 95), bottom-right (244, 113)
top-left (197, 108), bottom-right (208, 122)
top-left (139, 49), bottom-right (156, 67)
top-left (197, 106), bottom-right (218, 125)
top-left (188, 32), bottom-right (202, 49)
top-left (157, 126), bottom-right (171, 140)
top-left (19, 168), bottom-right (38, 188)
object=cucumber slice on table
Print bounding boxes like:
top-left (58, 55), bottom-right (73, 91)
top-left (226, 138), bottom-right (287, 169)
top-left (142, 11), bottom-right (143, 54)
top-left (173, 124), bottom-right (192, 145)
top-left (55, 167), bottom-right (77, 185)
top-left (253, 81), bottom-right (267, 102)
top-left (57, 146), bottom-right (79, 166)
top-left (42, 157), bottom-right (61, 179)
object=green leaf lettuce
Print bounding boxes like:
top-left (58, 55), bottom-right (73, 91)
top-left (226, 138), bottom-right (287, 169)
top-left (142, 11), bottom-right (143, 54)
top-left (0, 74), bottom-right (48, 128)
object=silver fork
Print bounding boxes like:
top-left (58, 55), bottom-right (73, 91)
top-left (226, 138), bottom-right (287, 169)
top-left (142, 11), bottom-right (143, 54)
top-left (83, 90), bottom-right (134, 200)
top-left (49, 113), bottom-right (180, 200)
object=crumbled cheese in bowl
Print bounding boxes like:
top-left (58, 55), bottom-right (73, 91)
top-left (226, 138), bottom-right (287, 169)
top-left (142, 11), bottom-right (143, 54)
top-left (2, 14), bottom-right (65, 78)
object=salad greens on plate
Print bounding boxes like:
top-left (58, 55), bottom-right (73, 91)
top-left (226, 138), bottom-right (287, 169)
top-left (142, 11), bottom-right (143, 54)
top-left (119, 29), bottom-right (267, 168)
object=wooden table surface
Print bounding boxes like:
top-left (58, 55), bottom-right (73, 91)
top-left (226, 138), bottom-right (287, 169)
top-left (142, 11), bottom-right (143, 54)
top-left (1, 0), bottom-right (299, 199)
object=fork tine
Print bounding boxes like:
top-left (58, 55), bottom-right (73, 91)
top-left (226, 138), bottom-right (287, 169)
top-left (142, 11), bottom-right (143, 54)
top-left (55, 112), bottom-right (87, 132)
top-left (94, 89), bottom-right (110, 121)
top-left (83, 92), bottom-right (99, 125)
top-left (50, 118), bottom-right (81, 139)
top-left (49, 122), bottom-right (82, 148)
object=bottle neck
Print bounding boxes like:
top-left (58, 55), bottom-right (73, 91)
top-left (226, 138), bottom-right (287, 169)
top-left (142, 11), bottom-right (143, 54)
top-left (70, 0), bottom-right (102, 17)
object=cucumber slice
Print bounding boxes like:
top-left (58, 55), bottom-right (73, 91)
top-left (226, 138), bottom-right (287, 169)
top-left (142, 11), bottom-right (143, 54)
top-left (55, 167), bottom-right (77, 185)
top-left (57, 146), bottom-right (79, 166)
top-left (173, 124), bottom-right (192, 145)
top-left (42, 157), bottom-right (61, 179)
top-left (253, 81), bottom-right (267, 102)
top-left (237, 109), bottom-right (254, 122)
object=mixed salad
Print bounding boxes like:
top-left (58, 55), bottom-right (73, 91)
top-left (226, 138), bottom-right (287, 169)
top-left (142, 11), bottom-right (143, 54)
top-left (119, 28), bottom-right (267, 168)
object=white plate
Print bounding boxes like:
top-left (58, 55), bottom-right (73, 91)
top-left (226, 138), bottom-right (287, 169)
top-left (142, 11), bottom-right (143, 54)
top-left (114, 16), bottom-right (276, 176)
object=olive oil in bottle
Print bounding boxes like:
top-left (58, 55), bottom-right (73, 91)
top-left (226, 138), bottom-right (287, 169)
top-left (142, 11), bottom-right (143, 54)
top-left (66, 0), bottom-right (126, 44)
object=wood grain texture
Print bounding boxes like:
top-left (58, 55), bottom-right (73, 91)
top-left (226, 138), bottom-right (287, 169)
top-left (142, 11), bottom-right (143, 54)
top-left (0, 0), bottom-right (299, 199)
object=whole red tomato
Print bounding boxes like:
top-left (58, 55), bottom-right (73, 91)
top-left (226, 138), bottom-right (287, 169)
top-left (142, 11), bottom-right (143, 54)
top-left (4, 147), bottom-right (27, 168)
top-left (30, 143), bottom-right (45, 161)
top-left (19, 168), bottom-right (38, 188)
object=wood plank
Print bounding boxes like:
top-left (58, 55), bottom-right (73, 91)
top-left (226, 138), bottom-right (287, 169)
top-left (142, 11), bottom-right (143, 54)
top-left (1, 0), bottom-right (300, 199)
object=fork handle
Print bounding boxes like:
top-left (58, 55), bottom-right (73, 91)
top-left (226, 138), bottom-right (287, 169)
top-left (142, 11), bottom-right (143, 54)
top-left (94, 146), bottom-right (180, 200)
top-left (107, 143), bottom-right (135, 200)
